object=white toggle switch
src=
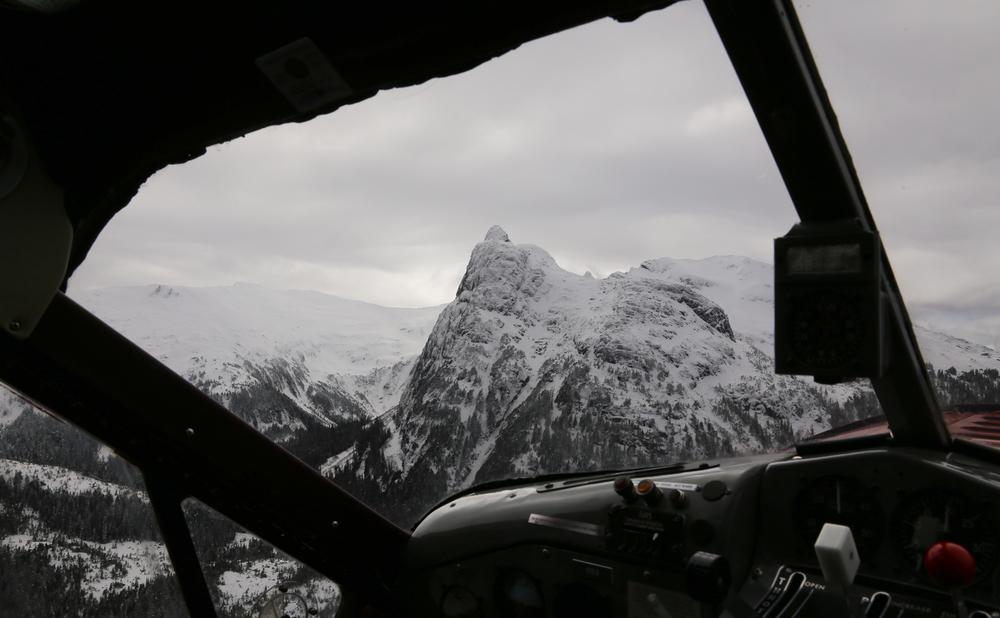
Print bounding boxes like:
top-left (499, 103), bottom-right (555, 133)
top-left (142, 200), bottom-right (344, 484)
top-left (814, 523), bottom-right (860, 586)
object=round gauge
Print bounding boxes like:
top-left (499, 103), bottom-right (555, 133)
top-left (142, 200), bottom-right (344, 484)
top-left (495, 570), bottom-right (543, 618)
top-left (441, 586), bottom-right (482, 618)
top-left (787, 290), bottom-right (865, 369)
top-left (890, 488), bottom-right (998, 582)
top-left (793, 474), bottom-right (884, 560)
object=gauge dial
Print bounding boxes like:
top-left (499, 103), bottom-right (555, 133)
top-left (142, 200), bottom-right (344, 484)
top-left (495, 570), bottom-right (543, 618)
top-left (441, 586), bottom-right (482, 618)
top-left (793, 474), bottom-right (884, 560)
top-left (890, 488), bottom-right (998, 582)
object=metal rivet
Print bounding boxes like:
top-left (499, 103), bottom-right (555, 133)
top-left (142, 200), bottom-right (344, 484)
top-left (541, 549), bottom-right (550, 559)
top-left (643, 571), bottom-right (652, 582)
top-left (752, 568), bottom-right (763, 580)
top-left (184, 428), bottom-right (194, 437)
top-left (8, 321), bottom-right (20, 332)
top-left (454, 563), bottom-right (462, 573)
top-left (331, 521), bottom-right (339, 529)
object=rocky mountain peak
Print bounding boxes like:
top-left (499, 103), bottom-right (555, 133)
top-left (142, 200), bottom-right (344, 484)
top-left (369, 232), bottom-right (779, 525)
top-left (454, 228), bottom-right (556, 314)
top-left (484, 225), bottom-right (511, 242)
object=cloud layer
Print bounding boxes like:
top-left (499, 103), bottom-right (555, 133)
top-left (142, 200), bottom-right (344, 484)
top-left (68, 1), bottom-right (1000, 346)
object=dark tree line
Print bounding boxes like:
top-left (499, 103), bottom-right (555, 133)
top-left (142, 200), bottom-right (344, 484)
top-left (0, 408), bottom-right (143, 488)
top-left (0, 474), bottom-right (160, 543)
top-left (928, 365), bottom-right (1000, 406)
top-left (0, 545), bottom-right (187, 618)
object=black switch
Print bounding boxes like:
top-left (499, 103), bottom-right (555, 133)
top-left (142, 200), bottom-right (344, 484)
top-left (685, 552), bottom-right (731, 605)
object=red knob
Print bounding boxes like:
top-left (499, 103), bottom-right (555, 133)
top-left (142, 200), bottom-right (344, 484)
top-left (925, 542), bottom-right (976, 588)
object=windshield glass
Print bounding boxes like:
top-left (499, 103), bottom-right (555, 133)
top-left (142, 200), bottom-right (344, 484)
top-left (42, 0), bottom-right (1000, 533)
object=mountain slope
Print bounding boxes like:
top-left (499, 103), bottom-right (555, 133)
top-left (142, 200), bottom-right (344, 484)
top-left (69, 283), bottom-right (443, 461)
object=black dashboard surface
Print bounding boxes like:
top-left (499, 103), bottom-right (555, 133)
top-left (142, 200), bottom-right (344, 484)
top-left (402, 448), bottom-right (1000, 617)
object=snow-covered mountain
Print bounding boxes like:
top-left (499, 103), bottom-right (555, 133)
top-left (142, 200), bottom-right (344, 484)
top-left (73, 283), bottom-right (443, 415)
top-left (68, 283), bottom-right (444, 461)
top-left (331, 227), bottom-right (1000, 525)
top-left (5, 225), bottom-right (1000, 605)
top-left (56, 227), bottom-right (1000, 527)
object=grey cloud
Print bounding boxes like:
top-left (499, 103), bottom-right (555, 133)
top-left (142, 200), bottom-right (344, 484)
top-left (68, 1), bottom-right (1000, 344)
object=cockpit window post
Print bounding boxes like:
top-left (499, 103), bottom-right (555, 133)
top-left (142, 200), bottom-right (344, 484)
top-left (704, 0), bottom-right (950, 449)
top-left (144, 470), bottom-right (219, 617)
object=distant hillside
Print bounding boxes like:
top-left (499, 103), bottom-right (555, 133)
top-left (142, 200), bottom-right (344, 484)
top-left (68, 283), bottom-right (444, 467)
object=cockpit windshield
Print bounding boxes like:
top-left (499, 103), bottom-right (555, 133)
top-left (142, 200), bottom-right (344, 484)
top-left (2, 0), bottom-right (1000, 615)
top-left (55, 0), bottom-right (1000, 520)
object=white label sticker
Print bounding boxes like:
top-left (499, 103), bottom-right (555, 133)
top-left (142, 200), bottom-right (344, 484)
top-left (528, 514), bottom-right (604, 537)
top-left (659, 482), bottom-right (699, 492)
top-left (256, 38), bottom-right (352, 112)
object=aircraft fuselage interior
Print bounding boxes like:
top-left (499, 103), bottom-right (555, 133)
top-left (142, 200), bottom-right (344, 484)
top-left (0, 0), bottom-right (997, 617)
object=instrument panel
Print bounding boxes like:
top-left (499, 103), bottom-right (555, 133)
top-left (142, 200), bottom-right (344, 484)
top-left (760, 450), bottom-right (1000, 593)
top-left (402, 448), bottom-right (1000, 617)
top-left (791, 474), bottom-right (885, 561)
top-left (890, 488), bottom-right (998, 582)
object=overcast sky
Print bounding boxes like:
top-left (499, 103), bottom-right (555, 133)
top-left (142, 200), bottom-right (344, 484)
top-left (67, 1), bottom-right (1000, 347)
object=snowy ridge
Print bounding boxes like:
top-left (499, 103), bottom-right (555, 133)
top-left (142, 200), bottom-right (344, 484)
top-left (66, 257), bottom-right (991, 425)
top-left (72, 283), bottom-right (440, 380)
top-left (632, 256), bottom-right (774, 345)
top-left (335, 228), bottom-right (999, 525)
top-left (1, 533), bottom-right (171, 601)
top-left (0, 458), bottom-right (147, 501)
top-left (69, 284), bottom-right (445, 429)
top-left (628, 256), bottom-right (1000, 373)
top-left (214, 558), bottom-right (339, 615)
top-left (913, 325), bottom-right (1000, 373)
